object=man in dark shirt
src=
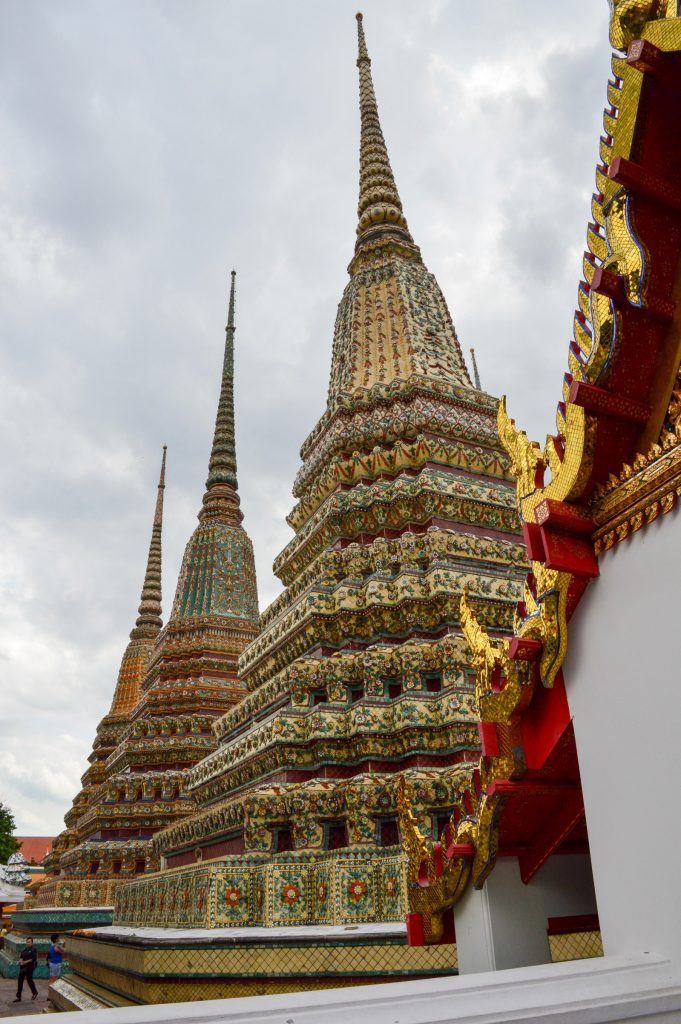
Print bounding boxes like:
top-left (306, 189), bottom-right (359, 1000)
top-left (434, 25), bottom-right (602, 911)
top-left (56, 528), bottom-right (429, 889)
top-left (13, 936), bottom-right (38, 1001)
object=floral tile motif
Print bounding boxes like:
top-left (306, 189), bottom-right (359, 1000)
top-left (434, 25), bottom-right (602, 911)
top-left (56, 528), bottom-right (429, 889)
top-left (155, 881), bottom-right (169, 925)
top-left (312, 862), bottom-right (334, 925)
top-left (252, 874), bottom-right (266, 927)
top-left (113, 850), bottom-right (408, 928)
top-left (214, 867), bottom-right (253, 926)
top-left (378, 856), bottom-right (406, 921)
top-left (336, 861), bottom-right (376, 923)
top-left (173, 876), bottom-right (193, 928)
top-left (267, 864), bottom-right (311, 925)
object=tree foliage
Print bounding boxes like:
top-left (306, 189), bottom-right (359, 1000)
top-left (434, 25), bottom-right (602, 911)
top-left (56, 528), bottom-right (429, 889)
top-left (0, 802), bottom-right (19, 864)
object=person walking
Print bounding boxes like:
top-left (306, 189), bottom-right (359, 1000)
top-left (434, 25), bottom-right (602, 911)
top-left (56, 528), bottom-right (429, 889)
top-left (13, 936), bottom-right (38, 1002)
top-left (46, 933), bottom-right (66, 988)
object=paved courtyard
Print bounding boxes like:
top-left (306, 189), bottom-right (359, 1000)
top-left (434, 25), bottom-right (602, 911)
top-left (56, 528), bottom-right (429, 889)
top-left (0, 977), bottom-right (52, 1016)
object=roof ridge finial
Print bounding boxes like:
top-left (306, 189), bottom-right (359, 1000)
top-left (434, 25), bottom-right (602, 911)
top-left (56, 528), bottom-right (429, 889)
top-left (469, 347), bottom-right (482, 391)
top-left (353, 12), bottom-right (417, 260)
top-left (200, 269), bottom-right (242, 524)
top-left (132, 445), bottom-right (166, 636)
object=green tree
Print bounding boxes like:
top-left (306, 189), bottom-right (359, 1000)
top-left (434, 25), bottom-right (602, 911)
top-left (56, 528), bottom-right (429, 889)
top-left (0, 802), bottom-right (19, 863)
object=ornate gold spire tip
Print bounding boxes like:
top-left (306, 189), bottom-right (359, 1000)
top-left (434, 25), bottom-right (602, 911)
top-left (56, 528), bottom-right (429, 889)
top-left (200, 268), bottom-right (242, 523)
top-left (133, 444), bottom-right (166, 635)
top-left (353, 11), bottom-right (416, 258)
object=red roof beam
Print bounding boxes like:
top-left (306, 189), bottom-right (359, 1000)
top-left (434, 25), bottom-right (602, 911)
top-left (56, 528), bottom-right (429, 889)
top-left (518, 791), bottom-right (585, 884)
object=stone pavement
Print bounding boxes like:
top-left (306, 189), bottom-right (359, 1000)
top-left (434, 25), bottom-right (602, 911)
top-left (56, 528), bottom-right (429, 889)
top-left (0, 977), bottom-right (52, 1016)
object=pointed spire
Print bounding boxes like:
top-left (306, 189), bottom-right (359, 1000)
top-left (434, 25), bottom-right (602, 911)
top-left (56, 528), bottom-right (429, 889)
top-left (105, 447), bottom-right (166, 717)
top-left (354, 13), bottom-right (418, 259)
top-left (132, 445), bottom-right (166, 637)
top-left (469, 348), bottom-right (481, 391)
top-left (200, 270), bottom-right (242, 524)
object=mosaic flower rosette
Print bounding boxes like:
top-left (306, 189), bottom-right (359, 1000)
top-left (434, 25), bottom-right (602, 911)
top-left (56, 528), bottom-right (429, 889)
top-left (114, 844), bottom-right (411, 929)
top-left (337, 862), bottom-right (377, 922)
top-left (215, 867), bottom-right (254, 926)
top-left (378, 856), bottom-right (406, 920)
top-left (267, 864), bottom-right (311, 924)
top-left (312, 862), bottom-right (334, 925)
top-left (55, 882), bottom-right (78, 906)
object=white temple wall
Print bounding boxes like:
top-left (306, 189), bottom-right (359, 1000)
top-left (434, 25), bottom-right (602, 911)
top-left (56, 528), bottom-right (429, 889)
top-left (455, 857), bottom-right (551, 973)
top-left (564, 501), bottom-right (681, 964)
top-left (455, 853), bottom-right (597, 975)
top-left (531, 853), bottom-right (597, 919)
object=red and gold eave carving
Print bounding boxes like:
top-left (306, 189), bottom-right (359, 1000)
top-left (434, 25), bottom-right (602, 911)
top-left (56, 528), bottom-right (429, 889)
top-left (400, 4), bottom-right (681, 943)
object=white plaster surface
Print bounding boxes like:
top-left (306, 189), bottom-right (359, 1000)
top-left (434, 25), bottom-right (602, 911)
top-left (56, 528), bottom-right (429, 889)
top-left (531, 854), bottom-right (597, 918)
top-left (455, 857), bottom-right (550, 974)
top-left (88, 922), bottom-right (406, 943)
top-left (564, 503), bottom-right (681, 966)
top-left (37, 954), bottom-right (681, 1024)
top-left (0, 884), bottom-right (25, 904)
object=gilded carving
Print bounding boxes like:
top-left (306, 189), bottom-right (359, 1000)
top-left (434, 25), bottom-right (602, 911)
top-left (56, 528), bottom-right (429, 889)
top-left (608, 0), bottom-right (666, 50)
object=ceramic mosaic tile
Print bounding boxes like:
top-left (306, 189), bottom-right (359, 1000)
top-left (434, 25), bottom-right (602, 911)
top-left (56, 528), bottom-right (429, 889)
top-left (267, 864), bottom-right (312, 925)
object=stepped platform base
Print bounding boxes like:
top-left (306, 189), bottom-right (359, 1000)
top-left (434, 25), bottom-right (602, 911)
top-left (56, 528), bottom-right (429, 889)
top-left (10, 906), bottom-right (113, 935)
top-left (0, 932), bottom-right (61, 980)
top-left (1, 906), bottom-right (112, 981)
top-left (49, 922), bottom-right (457, 1008)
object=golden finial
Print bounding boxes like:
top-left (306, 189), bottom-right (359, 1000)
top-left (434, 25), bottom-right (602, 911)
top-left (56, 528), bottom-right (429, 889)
top-left (353, 12), bottom-right (416, 256)
top-left (107, 444), bottom-right (167, 714)
top-left (133, 444), bottom-right (167, 635)
top-left (200, 269), bottom-right (242, 523)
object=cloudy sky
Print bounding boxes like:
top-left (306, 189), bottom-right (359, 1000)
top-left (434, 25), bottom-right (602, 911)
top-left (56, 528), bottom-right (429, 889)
top-left (0, 0), bottom-right (612, 836)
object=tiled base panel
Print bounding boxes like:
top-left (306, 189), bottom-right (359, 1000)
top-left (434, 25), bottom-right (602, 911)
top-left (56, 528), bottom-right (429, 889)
top-left (114, 849), bottom-right (407, 928)
top-left (48, 927), bottom-right (603, 1009)
top-left (10, 906), bottom-right (114, 933)
top-left (50, 929), bottom-right (458, 1008)
top-left (549, 931), bottom-right (603, 962)
top-left (27, 877), bottom-right (120, 907)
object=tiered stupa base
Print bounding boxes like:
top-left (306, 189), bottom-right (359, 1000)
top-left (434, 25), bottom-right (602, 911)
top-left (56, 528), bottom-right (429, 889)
top-left (49, 922), bottom-right (457, 1009)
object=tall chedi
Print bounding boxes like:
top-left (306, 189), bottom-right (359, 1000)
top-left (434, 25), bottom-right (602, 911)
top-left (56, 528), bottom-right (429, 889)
top-left (42, 273), bottom-right (260, 908)
top-left (85, 270), bottom-right (260, 888)
top-left (39, 446), bottom-right (167, 908)
top-left (128, 270), bottom-right (259, 726)
top-left (117, 14), bottom-right (527, 931)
